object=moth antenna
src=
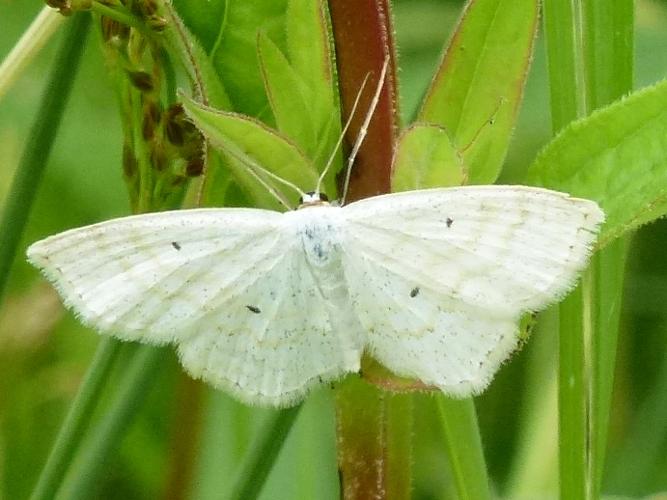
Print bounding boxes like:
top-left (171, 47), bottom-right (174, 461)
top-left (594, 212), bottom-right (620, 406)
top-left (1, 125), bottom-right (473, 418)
top-left (249, 160), bottom-right (307, 200)
top-left (243, 163), bottom-right (295, 210)
top-left (221, 144), bottom-right (307, 209)
top-left (341, 57), bottom-right (390, 205)
top-left (315, 73), bottom-right (371, 196)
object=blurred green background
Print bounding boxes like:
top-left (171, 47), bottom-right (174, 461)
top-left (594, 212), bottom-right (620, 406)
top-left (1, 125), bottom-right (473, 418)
top-left (1, 1), bottom-right (666, 498)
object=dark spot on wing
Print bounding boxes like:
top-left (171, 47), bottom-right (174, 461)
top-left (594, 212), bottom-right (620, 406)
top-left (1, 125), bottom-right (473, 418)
top-left (446, 218), bottom-right (454, 228)
top-left (410, 286), bottom-right (420, 298)
top-left (171, 241), bottom-right (181, 250)
top-left (246, 305), bottom-right (261, 314)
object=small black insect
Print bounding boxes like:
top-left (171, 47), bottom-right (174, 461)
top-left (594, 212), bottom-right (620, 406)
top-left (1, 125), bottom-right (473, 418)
top-left (246, 305), bottom-right (261, 314)
top-left (410, 286), bottom-right (420, 298)
top-left (171, 241), bottom-right (181, 250)
top-left (446, 217), bottom-right (454, 228)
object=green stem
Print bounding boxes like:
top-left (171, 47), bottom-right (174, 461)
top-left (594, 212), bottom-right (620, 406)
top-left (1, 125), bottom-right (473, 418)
top-left (56, 345), bottom-right (165, 499)
top-left (543, 2), bottom-right (589, 499)
top-left (385, 393), bottom-right (413, 498)
top-left (0, 7), bottom-right (64, 100)
top-left (228, 406), bottom-right (302, 500)
top-left (558, 285), bottom-right (590, 499)
top-left (335, 377), bottom-right (412, 500)
top-left (580, 3), bottom-right (633, 495)
top-left (436, 396), bottom-right (490, 500)
top-left (90, 2), bottom-right (144, 32)
top-left (0, 13), bottom-right (90, 303)
top-left (29, 338), bottom-right (122, 500)
top-left (542, 0), bottom-right (585, 133)
top-left (130, 86), bottom-right (155, 213)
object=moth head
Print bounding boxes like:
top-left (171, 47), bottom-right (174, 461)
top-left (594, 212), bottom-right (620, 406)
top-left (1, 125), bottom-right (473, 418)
top-left (298, 192), bottom-right (330, 209)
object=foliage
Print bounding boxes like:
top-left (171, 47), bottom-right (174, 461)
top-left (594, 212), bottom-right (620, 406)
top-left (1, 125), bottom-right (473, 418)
top-left (1, 0), bottom-right (666, 499)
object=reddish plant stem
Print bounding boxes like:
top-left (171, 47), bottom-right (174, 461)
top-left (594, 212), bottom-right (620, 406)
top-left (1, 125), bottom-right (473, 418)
top-left (328, 1), bottom-right (408, 499)
top-left (328, 0), bottom-right (399, 201)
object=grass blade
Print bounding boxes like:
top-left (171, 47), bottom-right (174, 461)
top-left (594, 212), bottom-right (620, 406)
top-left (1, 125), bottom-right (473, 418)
top-left (581, 3), bottom-right (633, 495)
top-left (543, 1), bottom-right (633, 498)
top-left (56, 345), bottom-right (164, 499)
top-left (0, 13), bottom-right (90, 302)
top-left (228, 406), bottom-right (302, 500)
top-left (29, 338), bottom-right (121, 500)
top-left (436, 396), bottom-right (490, 500)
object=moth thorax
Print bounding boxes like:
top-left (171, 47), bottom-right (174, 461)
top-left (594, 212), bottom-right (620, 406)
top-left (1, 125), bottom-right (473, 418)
top-left (301, 223), bottom-right (339, 268)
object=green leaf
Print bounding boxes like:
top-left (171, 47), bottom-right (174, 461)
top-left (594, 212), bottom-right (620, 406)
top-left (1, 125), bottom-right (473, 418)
top-left (285, 0), bottom-right (340, 168)
top-left (182, 97), bottom-right (318, 210)
top-left (526, 79), bottom-right (667, 248)
top-left (208, 1), bottom-right (289, 118)
top-left (197, 152), bottom-right (249, 209)
top-left (256, 0), bottom-right (341, 194)
top-left (286, 0), bottom-right (336, 106)
top-left (391, 123), bottom-right (465, 192)
top-left (171, 0), bottom-right (226, 52)
top-left (418, 0), bottom-right (539, 184)
top-left (257, 32), bottom-right (316, 156)
top-left (163, 4), bottom-right (230, 109)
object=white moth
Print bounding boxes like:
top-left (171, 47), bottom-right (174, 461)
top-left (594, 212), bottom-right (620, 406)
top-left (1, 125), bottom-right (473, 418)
top-left (26, 61), bottom-right (604, 407)
top-left (27, 185), bottom-right (603, 406)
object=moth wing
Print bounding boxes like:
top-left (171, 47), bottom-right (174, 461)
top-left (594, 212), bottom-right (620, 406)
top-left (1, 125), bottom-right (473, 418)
top-left (176, 221), bottom-right (363, 407)
top-left (340, 186), bottom-right (604, 396)
top-left (28, 208), bottom-right (361, 406)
